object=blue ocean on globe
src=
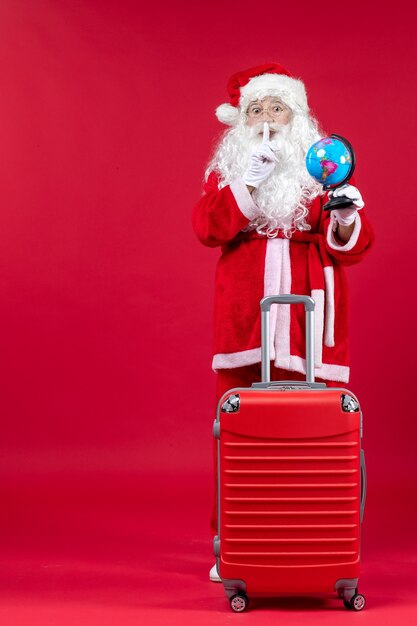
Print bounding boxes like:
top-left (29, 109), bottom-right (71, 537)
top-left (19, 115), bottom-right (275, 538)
top-left (305, 137), bottom-right (353, 187)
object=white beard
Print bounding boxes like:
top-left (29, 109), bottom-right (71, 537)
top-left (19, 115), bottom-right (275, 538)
top-left (205, 113), bottom-right (325, 237)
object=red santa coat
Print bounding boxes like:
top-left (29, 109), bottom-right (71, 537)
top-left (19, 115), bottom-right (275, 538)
top-left (192, 173), bottom-right (374, 383)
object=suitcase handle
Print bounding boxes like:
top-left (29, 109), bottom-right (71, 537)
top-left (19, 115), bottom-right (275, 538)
top-left (360, 449), bottom-right (367, 523)
top-left (260, 295), bottom-right (315, 384)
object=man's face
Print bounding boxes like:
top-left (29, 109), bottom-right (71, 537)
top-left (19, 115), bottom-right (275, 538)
top-left (245, 96), bottom-right (292, 135)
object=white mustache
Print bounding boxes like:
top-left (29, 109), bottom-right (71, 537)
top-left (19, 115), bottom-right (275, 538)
top-left (248, 122), bottom-right (284, 138)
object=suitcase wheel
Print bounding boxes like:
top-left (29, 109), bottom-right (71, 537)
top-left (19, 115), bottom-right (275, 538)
top-left (230, 593), bottom-right (249, 612)
top-left (343, 593), bottom-right (366, 611)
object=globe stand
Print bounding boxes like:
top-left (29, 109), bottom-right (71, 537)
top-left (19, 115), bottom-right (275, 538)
top-left (323, 192), bottom-right (355, 212)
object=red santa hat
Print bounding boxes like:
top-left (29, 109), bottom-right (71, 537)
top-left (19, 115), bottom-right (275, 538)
top-left (216, 63), bottom-right (309, 126)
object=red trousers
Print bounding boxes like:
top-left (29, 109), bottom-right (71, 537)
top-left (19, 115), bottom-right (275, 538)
top-left (210, 363), bottom-right (341, 537)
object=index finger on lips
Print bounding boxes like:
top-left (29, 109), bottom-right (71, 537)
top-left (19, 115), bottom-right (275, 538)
top-left (262, 122), bottom-right (269, 143)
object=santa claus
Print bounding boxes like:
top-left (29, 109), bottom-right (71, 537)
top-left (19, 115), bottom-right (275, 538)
top-left (191, 63), bottom-right (374, 582)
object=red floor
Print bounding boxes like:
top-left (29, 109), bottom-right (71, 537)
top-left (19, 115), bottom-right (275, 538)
top-left (0, 473), bottom-right (416, 625)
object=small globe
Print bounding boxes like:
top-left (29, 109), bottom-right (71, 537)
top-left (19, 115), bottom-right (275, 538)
top-left (305, 135), bottom-right (355, 188)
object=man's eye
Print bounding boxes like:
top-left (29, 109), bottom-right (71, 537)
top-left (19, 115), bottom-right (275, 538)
top-left (251, 108), bottom-right (261, 114)
top-left (273, 106), bottom-right (283, 112)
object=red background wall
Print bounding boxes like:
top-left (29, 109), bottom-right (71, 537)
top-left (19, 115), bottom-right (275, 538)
top-left (0, 1), bottom-right (416, 623)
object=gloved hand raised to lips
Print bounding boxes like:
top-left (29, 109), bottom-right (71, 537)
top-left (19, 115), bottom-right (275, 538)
top-left (329, 183), bottom-right (365, 226)
top-left (242, 123), bottom-right (280, 189)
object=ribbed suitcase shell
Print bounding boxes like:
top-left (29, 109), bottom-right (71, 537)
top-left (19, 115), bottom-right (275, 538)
top-left (217, 387), bottom-right (362, 597)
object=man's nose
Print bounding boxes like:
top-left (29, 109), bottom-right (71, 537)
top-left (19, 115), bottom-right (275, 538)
top-left (260, 109), bottom-right (274, 121)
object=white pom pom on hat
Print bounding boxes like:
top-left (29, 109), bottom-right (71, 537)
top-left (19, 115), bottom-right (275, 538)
top-left (215, 62), bottom-right (309, 126)
top-left (215, 103), bottom-right (241, 126)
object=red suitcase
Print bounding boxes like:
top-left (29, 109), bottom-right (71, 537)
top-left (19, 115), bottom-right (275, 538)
top-left (213, 295), bottom-right (367, 612)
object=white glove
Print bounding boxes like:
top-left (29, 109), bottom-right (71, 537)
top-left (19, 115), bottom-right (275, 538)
top-left (242, 123), bottom-right (279, 188)
top-left (329, 183), bottom-right (364, 227)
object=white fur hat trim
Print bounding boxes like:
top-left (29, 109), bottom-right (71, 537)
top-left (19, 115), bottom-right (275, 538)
top-left (215, 72), bottom-right (309, 126)
top-left (240, 74), bottom-right (308, 112)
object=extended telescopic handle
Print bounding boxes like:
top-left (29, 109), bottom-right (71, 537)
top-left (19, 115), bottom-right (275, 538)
top-left (260, 295), bottom-right (315, 384)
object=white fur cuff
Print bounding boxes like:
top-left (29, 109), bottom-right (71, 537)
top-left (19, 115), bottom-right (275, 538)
top-left (327, 213), bottom-right (362, 252)
top-left (230, 179), bottom-right (260, 221)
